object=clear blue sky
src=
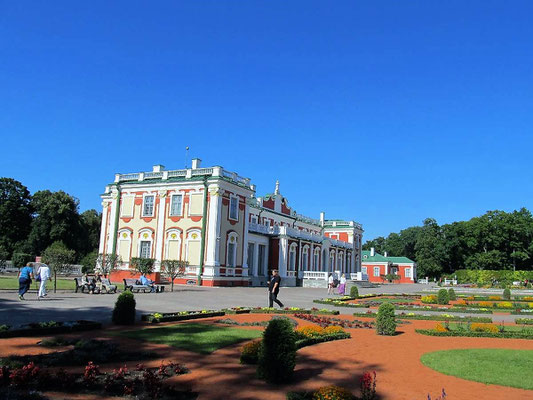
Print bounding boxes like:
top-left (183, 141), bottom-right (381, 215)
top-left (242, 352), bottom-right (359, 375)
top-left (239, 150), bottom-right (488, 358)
top-left (1, 1), bottom-right (532, 240)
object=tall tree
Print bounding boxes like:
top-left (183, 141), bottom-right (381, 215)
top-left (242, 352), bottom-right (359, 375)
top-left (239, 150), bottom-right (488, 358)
top-left (0, 178), bottom-right (33, 256)
top-left (28, 190), bottom-right (82, 256)
top-left (78, 209), bottom-right (102, 257)
top-left (42, 241), bottom-right (75, 293)
top-left (415, 218), bottom-right (445, 278)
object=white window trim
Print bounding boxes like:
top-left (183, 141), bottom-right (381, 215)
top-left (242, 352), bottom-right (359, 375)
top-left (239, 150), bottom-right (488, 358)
top-left (251, 215), bottom-right (258, 224)
top-left (138, 229), bottom-right (153, 258)
top-left (288, 243), bottom-right (297, 271)
top-left (373, 266), bottom-right (380, 277)
top-left (229, 195), bottom-right (239, 221)
top-left (302, 245), bottom-right (309, 270)
top-left (164, 229), bottom-right (182, 260)
top-left (116, 229), bottom-right (132, 263)
top-left (362, 266), bottom-right (367, 274)
top-left (142, 194), bottom-right (156, 217)
top-left (226, 232), bottom-right (238, 267)
top-left (314, 248), bottom-right (320, 271)
top-left (169, 194), bottom-right (184, 217)
top-left (405, 268), bottom-right (411, 278)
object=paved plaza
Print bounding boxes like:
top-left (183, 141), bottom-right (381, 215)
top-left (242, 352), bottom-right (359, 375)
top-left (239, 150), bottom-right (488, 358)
top-left (1, 283), bottom-right (531, 327)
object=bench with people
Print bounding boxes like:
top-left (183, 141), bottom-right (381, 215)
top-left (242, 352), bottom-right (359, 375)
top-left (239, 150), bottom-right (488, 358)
top-left (75, 273), bottom-right (117, 294)
top-left (123, 274), bottom-right (163, 293)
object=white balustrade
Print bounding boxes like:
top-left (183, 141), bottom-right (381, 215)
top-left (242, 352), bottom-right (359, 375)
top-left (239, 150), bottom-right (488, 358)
top-left (302, 271), bottom-right (328, 280)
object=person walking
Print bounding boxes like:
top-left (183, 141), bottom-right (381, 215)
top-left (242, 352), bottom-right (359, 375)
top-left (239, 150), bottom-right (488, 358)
top-left (337, 273), bottom-right (347, 295)
top-left (18, 262), bottom-right (34, 300)
top-left (268, 269), bottom-right (284, 308)
top-left (327, 273), bottom-right (334, 295)
top-left (38, 263), bottom-right (51, 299)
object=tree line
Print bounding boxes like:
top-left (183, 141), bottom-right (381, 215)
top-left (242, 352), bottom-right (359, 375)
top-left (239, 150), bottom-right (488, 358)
top-left (363, 208), bottom-right (533, 278)
top-left (0, 177), bottom-right (101, 269)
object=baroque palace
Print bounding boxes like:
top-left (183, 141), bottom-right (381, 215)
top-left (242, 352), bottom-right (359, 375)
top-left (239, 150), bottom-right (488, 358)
top-left (98, 159), bottom-right (364, 286)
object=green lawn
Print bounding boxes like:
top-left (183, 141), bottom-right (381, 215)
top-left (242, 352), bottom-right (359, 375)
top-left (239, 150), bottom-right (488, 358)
top-left (0, 276), bottom-right (76, 290)
top-left (114, 323), bottom-right (263, 354)
top-left (421, 349), bottom-right (533, 390)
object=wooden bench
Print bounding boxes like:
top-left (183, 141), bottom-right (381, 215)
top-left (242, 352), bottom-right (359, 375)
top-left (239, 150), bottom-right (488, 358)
top-left (100, 278), bottom-right (117, 293)
top-left (74, 278), bottom-right (90, 293)
top-left (123, 278), bottom-right (155, 293)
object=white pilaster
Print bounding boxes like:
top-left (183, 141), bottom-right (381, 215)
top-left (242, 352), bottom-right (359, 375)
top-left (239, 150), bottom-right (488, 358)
top-left (106, 189), bottom-right (119, 255)
top-left (154, 191), bottom-right (167, 271)
top-left (98, 201), bottom-right (109, 254)
top-left (205, 186), bottom-right (222, 272)
top-left (279, 236), bottom-right (288, 277)
top-left (241, 197), bottom-right (250, 276)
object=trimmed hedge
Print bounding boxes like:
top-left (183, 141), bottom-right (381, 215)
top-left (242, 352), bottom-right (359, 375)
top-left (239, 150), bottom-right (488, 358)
top-left (257, 318), bottom-right (297, 383)
top-left (295, 332), bottom-right (351, 349)
top-left (448, 288), bottom-right (457, 301)
top-left (503, 288), bottom-right (511, 300)
top-left (416, 329), bottom-right (533, 340)
top-left (376, 303), bottom-right (396, 336)
top-left (516, 318), bottom-right (533, 325)
top-left (112, 291), bottom-right (136, 325)
top-left (350, 286), bottom-right (359, 299)
top-left (352, 312), bottom-right (492, 323)
top-left (451, 269), bottom-right (533, 285)
top-left (437, 289), bottom-right (449, 305)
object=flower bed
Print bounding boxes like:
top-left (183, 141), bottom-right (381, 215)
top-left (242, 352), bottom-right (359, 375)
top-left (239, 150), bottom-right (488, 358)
top-left (394, 305), bottom-right (494, 314)
top-left (248, 307), bottom-right (339, 315)
top-left (221, 307), bottom-right (252, 314)
top-left (511, 308), bottom-right (533, 315)
top-left (141, 310), bottom-right (224, 323)
top-left (352, 311), bottom-right (493, 323)
top-left (294, 313), bottom-right (374, 329)
top-left (0, 320), bottom-right (101, 338)
top-left (516, 318), bottom-right (533, 325)
top-left (416, 322), bottom-right (533, 339)
top-left (0, 360), bottom-right (191, 399)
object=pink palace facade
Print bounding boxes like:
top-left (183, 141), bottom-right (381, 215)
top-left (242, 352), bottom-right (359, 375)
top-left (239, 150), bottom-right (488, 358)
top-left (98, 160), bottom-right (364, 286)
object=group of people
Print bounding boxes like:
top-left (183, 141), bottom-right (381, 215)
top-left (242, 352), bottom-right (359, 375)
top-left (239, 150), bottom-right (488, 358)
top-left (328, 273), bottom-right (347, 295)
top-left (18, 262), bottom-right (51, 300)
top-left (81, 270), bottom-right (118, 294)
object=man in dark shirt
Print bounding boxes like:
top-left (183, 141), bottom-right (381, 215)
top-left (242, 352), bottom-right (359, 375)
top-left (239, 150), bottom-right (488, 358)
top-left (268, 269), bottom-right (284, 308)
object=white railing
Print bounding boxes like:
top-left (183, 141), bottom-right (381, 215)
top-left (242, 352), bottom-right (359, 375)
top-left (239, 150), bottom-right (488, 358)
top-left (302, 271), bottom-right (328, 280)
top-left (324, 220), bottom-right (363, 230)
top-left (114, 167), bottom-right (253, 188)
top-left (225, 267), bottom-right (235, 277)
top-left (286, 270), bottom-right (297, 277)
top-left (295, 213), bottom-right (321, 226)
top-left (186, 266), bottom-right (198, 275)
top-left (249, 222), bottom-right (279, 235)
top-left (418, 277), bottom-right (429, 284)
top-left (444, 278), bottom-right (457, 286)
top-left (350, 272), bottom-right (368, 281)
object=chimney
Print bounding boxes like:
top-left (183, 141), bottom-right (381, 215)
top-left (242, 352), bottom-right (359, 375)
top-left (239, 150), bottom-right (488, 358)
top-left (152, 164), bottom-right (165, 172)
top-left (191, 158), bottom-right (201, 169)
top-left (384, 251), bottom-right (388, 257)
top-left (320, 212), bottom-right (325, 227)
top-left (370, 247), bottom-right (375, 257)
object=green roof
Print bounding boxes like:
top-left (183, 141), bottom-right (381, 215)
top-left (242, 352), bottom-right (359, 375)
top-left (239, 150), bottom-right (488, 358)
top-left (361, 250), bottom-right (414, 264)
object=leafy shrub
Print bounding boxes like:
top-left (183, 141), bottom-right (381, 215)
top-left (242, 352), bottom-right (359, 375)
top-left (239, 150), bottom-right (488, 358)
top-left (112, 292), bottom-right (136, 325)
top-left (503, 288), bottom-right (511, 300)
top-left (447, 288), bottom-right (456, 301)
top-left (470, 323), bottom-right (499, 333)
top-left (313, 385), bottom-right (353, 400)
top-left (376, 303), bottom-right (396, 336)
top-left (350, 285), bottom-right (359, 299)
top-left (240, 339), bottom-right (261, 364)
top-left (421, 295), bottom-right (438, 304)
top-left (257, 318), bottom-right (297, 383)
top-left (437, 289), bottom-right (449, 305)
top-left (360, 370), bottom-right (377, 400)
top-left (12, 253), bottom-right (34, 269)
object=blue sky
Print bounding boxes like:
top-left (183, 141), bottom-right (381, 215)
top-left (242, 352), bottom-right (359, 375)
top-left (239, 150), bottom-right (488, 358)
top-left (1, 1), bottom-right (532, 240)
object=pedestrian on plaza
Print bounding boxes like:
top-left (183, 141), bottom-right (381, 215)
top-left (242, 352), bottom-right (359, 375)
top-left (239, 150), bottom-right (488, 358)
top-left (337, 273), bottom-right (347, 295)
top-left (18, 262), bottom-right (34, 300)
top-left (37, 263), bottom-right (51, 299)
top-left (268, 269), bottom-right (284, 308)
top-left (327, 273), bottom-right (334, 295)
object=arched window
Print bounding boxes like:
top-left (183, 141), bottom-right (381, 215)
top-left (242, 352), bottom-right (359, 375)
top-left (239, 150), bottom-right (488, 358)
top-left (302, 245), bottom-right (309, 270)
top-left (346, 253), bottom-right (351, 273)
top-left (329, 250), bottom-right (335, 272)
top-left (165, 229), bottom-right (182, 261)
top-left (314, 248), bottom-right (320, 271)
top-left (138, 229), bottom-right (154, 259)
top-left (117, 229), bottom-right (132, 263)
top-left (338, 252), bottom-right (344, 272)
top-left (226, 232), bottom-right (238, 268)
top-left (288, 243), bottom-right (297, 272)
top-left (185, 229), bottom-right (201, 266)
top-left (322, 249), bottom-right (328, 271)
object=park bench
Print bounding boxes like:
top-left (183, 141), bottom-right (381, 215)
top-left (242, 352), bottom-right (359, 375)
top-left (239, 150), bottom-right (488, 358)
top-left (74, 278), bottom-right (90, 293)
top-left (123, 278), bottom-right (159, 293)
top-left (100, 278), bottom-right (117, 293)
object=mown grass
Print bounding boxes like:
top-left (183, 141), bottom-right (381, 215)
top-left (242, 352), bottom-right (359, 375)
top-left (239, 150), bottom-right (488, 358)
top-left (114, 323), bottom-right (263, 354)
top-left (0, 276), bottom-right (76, 290)
top-left (421, 349), bottom-right (533, 390)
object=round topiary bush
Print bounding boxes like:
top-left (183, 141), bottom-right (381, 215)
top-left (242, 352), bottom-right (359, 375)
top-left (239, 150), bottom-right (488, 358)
top-left (437, 289), bottom-right (449, 305)
top-left (448, 288), bottom-right (456, 301)
top-left (350, 285), bottom-right (359, 299)
top-left (112, 291), bottom-right (136, 325)
top-left (503, 288), bottom-right (511, 300)
top-left (257, 317), bottom-right (297, 383)
top-left (376, 303), bottom-right (396, 336)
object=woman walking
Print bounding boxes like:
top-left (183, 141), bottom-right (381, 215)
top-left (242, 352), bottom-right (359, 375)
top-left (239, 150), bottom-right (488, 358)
top-left (18, 262), bottom-right (34, 300)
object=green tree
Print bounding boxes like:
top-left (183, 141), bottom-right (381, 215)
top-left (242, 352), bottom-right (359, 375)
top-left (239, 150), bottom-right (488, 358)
top-left (12, 253), bottom-right (34, 269)
top-left (0, 245), bottom-right (10, 269)
top-left (362, 236), bottom-right (386, 254)
top-left (80, 250), bottom-right (98, 274)
top-left (28, 190), bottom-right (82, 257)
top-left (78, 209), bottom-right (102, 257)
top-left (0, 178), bottom-right (33, 256)
top-left (161, 259), bottom-right (188, 292)
top-left (415, 218), bottom-right (445, 278)
top-left (130, 257), bottom-right (156, 277)
top-left (96, 253), bottom-right (122, 278)
top-left (42, 241), bottom-right (75, 293)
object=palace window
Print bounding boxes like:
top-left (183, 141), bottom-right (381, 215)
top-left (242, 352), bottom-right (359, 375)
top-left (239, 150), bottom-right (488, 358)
top-left (302, 246), bottom-right (309, 270)
top-left (142, 195), bottom-right (155, 217)
top-left (373, 267), bottom-right (380, 277)
top-left (247, 243), bottom-right (255, 276)
top-left (405, 268), bottom-right (411, 278)
top-left (169, 194), bottom-right (183, 216)
top-left (229, 196), bottom-right (239, 221)
top-left (139, 241), bottom-right (151, 258)
top-left (314, 248), bottom-right (320, 271)
top-left (289, 243), bottom-right (297, 271)
top-left (227, 233), bottom-right (238, 267)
